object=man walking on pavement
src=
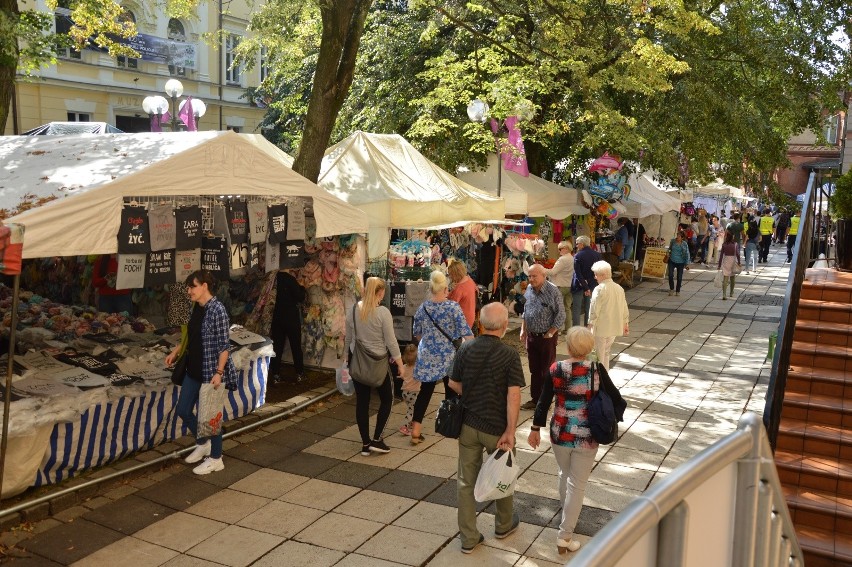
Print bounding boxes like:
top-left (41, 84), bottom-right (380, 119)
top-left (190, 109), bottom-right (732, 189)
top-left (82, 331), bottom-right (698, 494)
top-left (571, 235), bottom-right (602, 326)
top-left (448, 302), bottom-right (524, 554)
top-left (787, 210), bottom-right (801, 263)
top-left (758, 209), bottom-right (775, 263)
top-left (545, 240), bottom-right (574, 335)
top-left (520, 264), bottom-right (566, 410)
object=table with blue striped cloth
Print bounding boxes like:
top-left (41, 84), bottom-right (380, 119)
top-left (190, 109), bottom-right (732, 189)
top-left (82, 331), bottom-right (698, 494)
top-left (32, 355), bottom-right (270, 488)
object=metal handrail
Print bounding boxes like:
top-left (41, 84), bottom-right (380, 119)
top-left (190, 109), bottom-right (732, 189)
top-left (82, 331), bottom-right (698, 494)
top-left (763, 170), bottom-right (836, 448)
top-left (568, 413), bottom-right (804, 566)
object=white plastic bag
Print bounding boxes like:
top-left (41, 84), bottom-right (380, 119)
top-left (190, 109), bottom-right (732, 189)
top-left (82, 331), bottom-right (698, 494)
top-left (336, 365), bottom-right (354, 396)
top-left (713, 270), bottom-right (724, 288)
top-left (197, 383), bottom-right (226, 438)
top-left (474, 449), bottom-right (520, 502)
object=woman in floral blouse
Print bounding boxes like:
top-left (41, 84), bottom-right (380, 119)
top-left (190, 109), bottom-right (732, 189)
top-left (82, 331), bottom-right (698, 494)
top-left (528, 326), bottom-right (599, 555)
top-left (410, 270), bottom-right (472, 444)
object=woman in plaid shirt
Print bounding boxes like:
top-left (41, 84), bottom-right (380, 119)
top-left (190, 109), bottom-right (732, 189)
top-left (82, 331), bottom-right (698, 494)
top-left (166, 270), bottom-right (237, 475)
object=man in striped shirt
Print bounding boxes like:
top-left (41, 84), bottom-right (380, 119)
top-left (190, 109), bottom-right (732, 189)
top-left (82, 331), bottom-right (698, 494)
top-left (448, 302), bottom-right (525, 553)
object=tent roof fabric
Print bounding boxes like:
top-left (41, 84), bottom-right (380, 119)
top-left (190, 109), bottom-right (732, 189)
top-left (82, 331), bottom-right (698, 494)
top-left (2, 131), bottom-right (368, 258)
top-left (623, 170), bottom-right (682, 217)
top-left (457, 153), bottom-right (587, 218)
top-left (318, 131), bottom-right (504, 257)
top-left (23, 122), bottom-right (124, 135)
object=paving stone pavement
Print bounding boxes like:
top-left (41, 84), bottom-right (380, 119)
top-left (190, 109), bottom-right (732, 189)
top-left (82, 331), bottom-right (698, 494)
top-left (0, 245), bottom-right (791, 566)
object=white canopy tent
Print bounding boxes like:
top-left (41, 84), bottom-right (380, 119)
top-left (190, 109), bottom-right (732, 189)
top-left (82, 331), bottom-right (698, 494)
top-left (318, 131), bottom-right (504, 258)
top-left (2, 131), bottom-right (369, 259)
top-left (457, 153), bottom-right (587, 218)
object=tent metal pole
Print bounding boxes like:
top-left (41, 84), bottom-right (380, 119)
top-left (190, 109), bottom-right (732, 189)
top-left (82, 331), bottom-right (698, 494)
top-left (0, 274), bottom-right (21, 501)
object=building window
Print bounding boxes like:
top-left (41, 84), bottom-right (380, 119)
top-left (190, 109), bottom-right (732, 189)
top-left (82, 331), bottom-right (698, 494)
top-left (225, 34), bottom-right (241, 85)
top-left (55, 9), bottom-right (82, 60)
top-left (168, 18), bottom-right (187, 77)
top-left (67, 112), bottom-right (91, 122)
top-left (260, 47), bottom-right (270, 82)
top-left (824, 114), bottom-right (840, 145)
top-left (116, 9), bottom-right (138, 69)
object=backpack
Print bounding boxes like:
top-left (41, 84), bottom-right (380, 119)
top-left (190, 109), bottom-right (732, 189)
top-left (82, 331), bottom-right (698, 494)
top-left (587, 363), bottom-right (618, 444)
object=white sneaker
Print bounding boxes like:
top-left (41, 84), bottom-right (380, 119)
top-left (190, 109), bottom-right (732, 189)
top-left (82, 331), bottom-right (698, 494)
top-left (193, 457), bottom-right (224, 475)
top-left (184, 441), bottom-right (211, 464)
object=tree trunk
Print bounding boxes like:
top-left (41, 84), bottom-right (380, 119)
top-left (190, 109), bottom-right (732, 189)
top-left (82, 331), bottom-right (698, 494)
top-left (0, 0), bottom-right (21, 133)
top-left (292, 0), bottom-right (373, 183)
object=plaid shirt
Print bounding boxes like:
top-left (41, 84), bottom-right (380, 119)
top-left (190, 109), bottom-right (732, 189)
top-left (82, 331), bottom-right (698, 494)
top-left (202, 297), bottom-right (238, 390)
top-left (523, 280), bottom-right (566, 334)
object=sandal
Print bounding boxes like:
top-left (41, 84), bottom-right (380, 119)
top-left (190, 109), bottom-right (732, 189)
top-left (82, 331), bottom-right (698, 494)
top-left (410, 434), bottom-right (425, 445)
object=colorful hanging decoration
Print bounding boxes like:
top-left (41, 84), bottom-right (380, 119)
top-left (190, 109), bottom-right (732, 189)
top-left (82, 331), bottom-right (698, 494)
top-left (581, 152), bottom-right (631, 220)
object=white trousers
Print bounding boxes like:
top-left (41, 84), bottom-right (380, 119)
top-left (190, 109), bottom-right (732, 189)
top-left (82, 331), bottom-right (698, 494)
top-left (594, 335), bottom-right (616, 371)
top-left (552, 444), bottom-right (597, 541)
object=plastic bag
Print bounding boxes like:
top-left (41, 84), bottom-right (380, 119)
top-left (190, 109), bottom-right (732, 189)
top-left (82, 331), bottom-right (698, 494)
top-left (474, 449), bottom-right (520, 502)
top-left (713, 270), bottom-right (724, 288)
top-left (336, 365), bottom-right (354, 396)
top-left (197, 383), bottom-right (226, 438)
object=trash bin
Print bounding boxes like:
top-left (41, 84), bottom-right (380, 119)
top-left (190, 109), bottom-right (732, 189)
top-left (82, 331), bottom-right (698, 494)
top-left (768, 331), bottom-right (778, 360)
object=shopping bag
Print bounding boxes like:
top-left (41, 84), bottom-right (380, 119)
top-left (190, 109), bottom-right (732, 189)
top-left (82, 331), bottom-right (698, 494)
top-left (336, 365), bottom-right (354, 396)
top-left (474, 449), bottom-right (520, 502)
top-left (197, 383), bottom-right (226, 438)
top-left (713, 270), bottom-right (724, 288)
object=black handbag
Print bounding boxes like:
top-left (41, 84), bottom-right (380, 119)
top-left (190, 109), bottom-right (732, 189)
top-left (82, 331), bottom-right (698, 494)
top-left (170, 353), bottom-right (187, 386)
top-left (587, 363), bottom-right (618, 444)
top-left (434, 342), bottom-right (499, 438)
top-left (349, 305), bottom-right (390, 388)
top-left (169, 324), bottom-right (189, 386)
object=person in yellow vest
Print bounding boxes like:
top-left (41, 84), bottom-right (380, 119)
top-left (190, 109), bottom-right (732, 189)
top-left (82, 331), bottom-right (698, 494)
top-left (786, 210), bottom-right (801, 263)
top-left (758, 209), bottom-right (775, 263)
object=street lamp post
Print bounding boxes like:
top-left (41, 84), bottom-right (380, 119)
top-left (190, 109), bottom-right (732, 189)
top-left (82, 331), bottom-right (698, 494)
top-left (142, 79), bottom-right (206, 132)
top-left (467, 98), bottom-right (503, 198)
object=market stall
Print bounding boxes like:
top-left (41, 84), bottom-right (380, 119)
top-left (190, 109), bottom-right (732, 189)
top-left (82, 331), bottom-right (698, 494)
top-left (0, 131), bottom-right (369, 495)
top-left (457, 153), bottom-right (588, 219)
top-left (317, 131), bottom-right (504, 260)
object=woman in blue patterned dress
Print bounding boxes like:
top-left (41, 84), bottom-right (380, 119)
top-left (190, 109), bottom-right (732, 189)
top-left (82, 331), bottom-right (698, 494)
top-left (527, 326), bottom-right (599, 555)
top-left (410, 270), bottom-right (473, 444)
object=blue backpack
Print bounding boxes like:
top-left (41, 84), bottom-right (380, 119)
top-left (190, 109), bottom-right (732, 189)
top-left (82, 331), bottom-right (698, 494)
top-left (588, 363), bottom-right (618, 444)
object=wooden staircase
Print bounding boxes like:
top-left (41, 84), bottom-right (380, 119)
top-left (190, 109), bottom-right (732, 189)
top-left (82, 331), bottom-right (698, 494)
top-left (775, 268), bottom-right (852, 567)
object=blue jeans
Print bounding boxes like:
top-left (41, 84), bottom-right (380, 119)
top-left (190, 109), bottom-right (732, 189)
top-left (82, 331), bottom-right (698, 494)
top-left (177, 373), bottom-right (223, 458)
top-left (571, 290), bottom-right (590, 326)
top-left (668, 262), bottom-right (685, 292)
top-left (745, 241), bottom-right (757, 267)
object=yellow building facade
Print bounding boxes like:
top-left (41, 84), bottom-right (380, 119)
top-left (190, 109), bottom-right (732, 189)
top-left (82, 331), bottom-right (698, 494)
top-left (4, 0), bottom-right (266, 135)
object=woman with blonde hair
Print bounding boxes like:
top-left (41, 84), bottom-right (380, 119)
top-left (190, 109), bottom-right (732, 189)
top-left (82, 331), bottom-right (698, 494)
top-left (447, 258), bottom-right (477, 328)
top-left (528, 326), bottom-right (624, 555)
top-left (344, 277), bottom-right (403, 456)
top-left (411, 270), bottom-right (473, 444)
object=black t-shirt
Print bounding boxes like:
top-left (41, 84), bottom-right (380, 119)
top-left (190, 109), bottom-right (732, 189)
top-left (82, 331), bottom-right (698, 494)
top-left (187, 304), bottom-right (204, 381)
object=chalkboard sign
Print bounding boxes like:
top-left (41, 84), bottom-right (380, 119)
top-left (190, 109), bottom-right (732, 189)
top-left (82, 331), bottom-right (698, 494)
top-left (641, 247), bottom-right (669, 280)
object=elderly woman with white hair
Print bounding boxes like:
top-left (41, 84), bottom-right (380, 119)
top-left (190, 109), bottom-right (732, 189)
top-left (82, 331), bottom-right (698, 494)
top-left (588, 260), bottom-right (629, 371)
top-left (570, 236), bottom-right (602, 327)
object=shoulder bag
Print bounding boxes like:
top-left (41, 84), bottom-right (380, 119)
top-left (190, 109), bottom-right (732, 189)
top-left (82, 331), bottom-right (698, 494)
top-left (435, 342), bottom-right (499, 438)
top-left (587, 363), bottom-right (619, 444)
top-left (349, 304), bottom-right (390, 388)
top-left (170, 324), bottom-right (189, 386)
top-left (424, 305), bottom-right (462, 350)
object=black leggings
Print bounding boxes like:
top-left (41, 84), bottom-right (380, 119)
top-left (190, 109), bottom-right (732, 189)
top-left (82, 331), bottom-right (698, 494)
top-left (411, 381), bottom-right (438, 424)
top-left (353, 375), bottom-right (393, 445)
